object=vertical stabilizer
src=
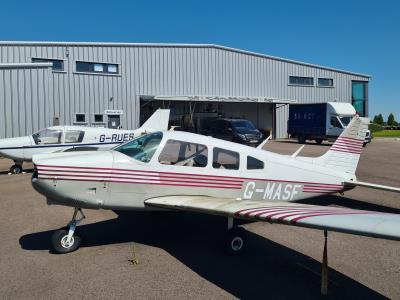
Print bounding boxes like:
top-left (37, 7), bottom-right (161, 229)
top-left (139, 109), bottom-right (170, 132)
top-left (314, 116), bottom-right (369, 174)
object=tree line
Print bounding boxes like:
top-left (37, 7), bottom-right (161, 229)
top-left (372, 113), bottom-right (398, 126)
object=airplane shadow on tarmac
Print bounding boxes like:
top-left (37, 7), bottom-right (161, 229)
top-left (20, 195), bottom-right (397, 300)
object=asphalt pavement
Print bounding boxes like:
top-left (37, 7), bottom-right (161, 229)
top-left (0, 138), bottom-right (399, 299)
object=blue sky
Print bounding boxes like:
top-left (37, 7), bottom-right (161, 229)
top-left (1, 0), bottom-right (399, 120)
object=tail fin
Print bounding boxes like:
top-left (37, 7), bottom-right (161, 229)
top-left (139, 109), bottom-right (170, 132)
top-left (314, 116), bottom-right (369, 174)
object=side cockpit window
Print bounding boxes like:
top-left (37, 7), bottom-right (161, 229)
top-left (64, 131), bottom-right (85, 143)
top-left (114, 132), bottom-right (163, 163)
top-left (213, 148), bottom-right (239, 170)
top-left (247, 156), bottom-right (264, 170)
top-left (159, 140), bottom-right (208, 167)
top-left (32, 129), bottom-right (62, 145)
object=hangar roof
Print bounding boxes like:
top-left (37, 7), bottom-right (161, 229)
top-left (0, 41), bottom-right (371, 78)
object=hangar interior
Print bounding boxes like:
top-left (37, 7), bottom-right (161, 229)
top-left (140, 97), bottom-right (276, 137)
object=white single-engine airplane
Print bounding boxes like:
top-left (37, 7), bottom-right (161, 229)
top-left (0, 109), bottom-right (170, 174)
top-left (31, 115), bottom-right (400, 294)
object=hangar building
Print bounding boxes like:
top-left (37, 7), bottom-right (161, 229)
top-left (0, 41), bottom-right (370, 139)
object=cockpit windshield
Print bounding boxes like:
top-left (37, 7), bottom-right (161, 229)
top-left (339, 116), bottom-right (352, 127)
top-left (114, 132), bottom-right (163, 162)
top-left (32, 129), bottom-right (62, 145)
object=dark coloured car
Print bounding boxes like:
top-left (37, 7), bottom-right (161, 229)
top-left (205, 118), bottom-right (264, 146)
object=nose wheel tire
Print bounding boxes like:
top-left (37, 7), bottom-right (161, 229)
top-left (52, 229), bottom-right (81, 254)
top-left (10, 164), bottom-right (23, 174)
top-left (226, 228), bottom-right (245, 255)
top-left (51, 208), bottom-right (85, 254)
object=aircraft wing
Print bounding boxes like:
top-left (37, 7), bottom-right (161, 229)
top-left (344, 181), bottom-right (400, 193)
top-left (145, 196), bottom-right (400, 241)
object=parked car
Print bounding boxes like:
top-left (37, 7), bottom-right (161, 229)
top-left (205, 118), bottom-right (264, 146)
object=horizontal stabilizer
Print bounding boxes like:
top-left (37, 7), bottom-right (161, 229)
top-left (345, 181), bottom-right (400, 193)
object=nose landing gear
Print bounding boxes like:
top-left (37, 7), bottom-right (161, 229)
top-left (52, 208), bottom-right (85, 254)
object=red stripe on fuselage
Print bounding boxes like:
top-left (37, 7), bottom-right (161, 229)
top-left (36, 164), bottom-right (343, 188)
top-left (38, 170), bottom-right (244, 184)
top-left (37, 173), bottom-right (243, 187)
top-left (37, 176), bottom-right (242, 189)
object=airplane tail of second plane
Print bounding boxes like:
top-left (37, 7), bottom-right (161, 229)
top-left (139, 109), bottom-right (170, 132)
top-left (314, 116), bottom-right (369, 175)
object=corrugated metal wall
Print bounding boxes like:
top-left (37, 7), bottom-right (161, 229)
top-left (0, 64), bottom-right (52, 138)
top-left (0, 43), bottom-right (370, 138)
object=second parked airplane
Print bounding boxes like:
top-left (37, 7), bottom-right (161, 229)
top-left (0, 109), bottom-right (170, 174)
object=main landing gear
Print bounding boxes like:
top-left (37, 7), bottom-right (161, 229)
top-left (10, 161), bottom-right (23, 174)
top-left (225, 216), bottom-right (246, 254)
top-left (52, 208), bottom-right (85, 254)
top-left (224, 217), bottom-right (330, 295)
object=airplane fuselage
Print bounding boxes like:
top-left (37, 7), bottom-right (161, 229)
top-left (0, 126), bottom-right (137, 162)
top-left (32, 131), bottom-right (356, 210)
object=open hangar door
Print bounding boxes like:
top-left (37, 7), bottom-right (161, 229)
top-left (139, 96), bottom-right (296, 139)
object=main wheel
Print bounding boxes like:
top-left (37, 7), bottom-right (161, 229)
top-left (51, 229), bottom-right (81, 254)
top-left (10, 164), bottom-right (23, 174)
top-left (226, 228), bottom-right (245, 255)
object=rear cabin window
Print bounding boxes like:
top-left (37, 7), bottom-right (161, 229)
top-left (247, 156), bottom-right (264, 170)
top-left (213, 148), bottom-right (240, 170)
top-left (158, 140), bottom-right (208, 167)
top-left (64, 131), bottom-right (85, 143)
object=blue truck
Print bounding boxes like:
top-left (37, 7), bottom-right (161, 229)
top-left (288, 102), bottom-right (371, 145)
